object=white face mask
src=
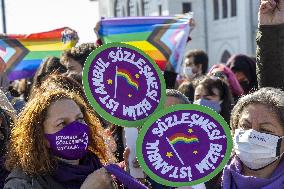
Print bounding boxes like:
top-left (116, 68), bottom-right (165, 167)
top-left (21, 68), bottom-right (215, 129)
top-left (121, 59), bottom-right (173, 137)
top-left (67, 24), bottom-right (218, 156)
top-left (234, 129), bottom-right (284, 170)
top-left (183, 66), bottom-right (196, 79)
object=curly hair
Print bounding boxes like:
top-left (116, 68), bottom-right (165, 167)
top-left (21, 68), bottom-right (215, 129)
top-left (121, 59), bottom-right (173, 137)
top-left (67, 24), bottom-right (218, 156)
top-left (166, 89), bottom-right (190, 104)
top-left (5, 87), bottom-right (115, 175)
top-left (230, 87), bottom-right (284, 133)
top-left (60, 43), bottom-right (97, 67)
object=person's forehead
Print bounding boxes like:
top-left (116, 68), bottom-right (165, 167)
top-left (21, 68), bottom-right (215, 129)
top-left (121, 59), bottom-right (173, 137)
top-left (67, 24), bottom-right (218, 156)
top-left (240, 104), bottom-right (280, 123)
top-left (195, 85), bottom-right (220, 96)
top-left (185, 56), bottom-right (194, 64)
top-left (47, 99), bottom-right (82, 119)
top-left (165, 96), bottom-right (185, 107)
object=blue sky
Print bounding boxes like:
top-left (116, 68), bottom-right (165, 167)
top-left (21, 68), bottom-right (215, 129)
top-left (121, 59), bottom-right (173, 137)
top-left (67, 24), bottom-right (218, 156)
top-left (0, 0), bottom-right (100, 43)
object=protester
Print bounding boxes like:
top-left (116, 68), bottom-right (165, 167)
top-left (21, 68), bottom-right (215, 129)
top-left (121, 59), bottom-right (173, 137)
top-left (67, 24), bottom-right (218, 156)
top-left (31, 56), bottom-right (67, 90)
top-left (208, 64), bottom-right (243, 99)
top-left (0, 57), bottom-right (9, 92)
top-left (194, 76), bottom-right (234, 124)
top-left (222, 87), bottom-right (284, 189)
top-left (176, 50), bottom-right (208, 88)
top-left (60, 43), bottom-right (97, 76)
top-left (226, 54), bottom-right (257, 94)
top-left (6, 80), bottom-right (26, 113)
top-left (165, 89), bottom-right (190, 107)
top-left (32, 74), bottom-right (117, 157)
top-left (4, 85), bottom-right (118, 188)
top-left (177, 81), bottom-right (195, 103)
top-left (0, 90), bottom-right (15, 189)
top-left (256, 0), bottom-right (284, 89)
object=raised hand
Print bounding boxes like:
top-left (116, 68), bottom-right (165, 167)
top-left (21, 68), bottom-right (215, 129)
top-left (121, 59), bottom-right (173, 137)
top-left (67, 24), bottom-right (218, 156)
top-left (80, 168), bottom-right (114, 189)
top-left (259, 0), bottom-right (284, 25)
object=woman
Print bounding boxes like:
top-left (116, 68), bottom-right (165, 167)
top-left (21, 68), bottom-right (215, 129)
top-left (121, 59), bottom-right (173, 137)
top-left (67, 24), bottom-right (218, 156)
top-left (226, 54), bottom-right (257, 94)
top-left (32, 56), bottom-right (67, 89)
top-left (177, 81), bottom-right (195, 103)
top-left (208, 64), bottom-right (243, 98)
top-left (194, 76), bottom-right (234, 124)
top-left (222, 87), bottom-right (284, 189)
top-left (4, 85), bottom-right (117, 188)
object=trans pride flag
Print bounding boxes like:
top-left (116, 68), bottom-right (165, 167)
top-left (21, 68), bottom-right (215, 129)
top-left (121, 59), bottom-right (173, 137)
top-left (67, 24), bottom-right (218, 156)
top-left (0, 28), bottom-right (76, 81)
top-left (98, 15), bottom-right (191, 73)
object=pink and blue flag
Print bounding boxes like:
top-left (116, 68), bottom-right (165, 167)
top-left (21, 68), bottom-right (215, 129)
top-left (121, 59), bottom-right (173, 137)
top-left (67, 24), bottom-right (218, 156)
top-left (98, 15), bottom-right (191, 73)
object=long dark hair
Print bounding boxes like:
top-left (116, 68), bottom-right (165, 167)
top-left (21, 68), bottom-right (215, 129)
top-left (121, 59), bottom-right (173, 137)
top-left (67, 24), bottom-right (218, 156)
top-left (198, 76), bottom-right (234, 124)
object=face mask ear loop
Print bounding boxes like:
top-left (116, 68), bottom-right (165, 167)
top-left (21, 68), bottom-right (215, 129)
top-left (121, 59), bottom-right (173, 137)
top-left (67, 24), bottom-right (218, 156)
top-left (276, 136), bottom-right (284, 157)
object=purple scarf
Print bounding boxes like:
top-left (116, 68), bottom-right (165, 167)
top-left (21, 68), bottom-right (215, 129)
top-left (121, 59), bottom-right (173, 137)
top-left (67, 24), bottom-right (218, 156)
top-left (53, 152), bottom-right (102, 189)
top-left (222, 156), bottom-right (284, 189)
top-left (53, 152), bottom-right (147, 189)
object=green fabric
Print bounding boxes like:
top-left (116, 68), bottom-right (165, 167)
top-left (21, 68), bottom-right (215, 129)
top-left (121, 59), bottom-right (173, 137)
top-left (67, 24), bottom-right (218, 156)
top-left (256, 24), bottom-right (284, 90)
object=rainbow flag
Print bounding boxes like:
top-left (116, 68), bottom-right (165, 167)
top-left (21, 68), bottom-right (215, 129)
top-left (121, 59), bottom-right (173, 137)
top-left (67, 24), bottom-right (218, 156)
top-left (0, 28), bottom-right (76, 80)
top-left (169, 133), bottom-right (199, 145)
top-left (116, 68), bottom-right (139, 90)
top-left (98, 15), bottom-right (191, 73)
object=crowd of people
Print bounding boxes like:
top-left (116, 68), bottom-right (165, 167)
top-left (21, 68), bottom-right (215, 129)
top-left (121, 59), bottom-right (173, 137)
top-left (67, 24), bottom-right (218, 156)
top-left (0, 0), bottom-right (283, 189)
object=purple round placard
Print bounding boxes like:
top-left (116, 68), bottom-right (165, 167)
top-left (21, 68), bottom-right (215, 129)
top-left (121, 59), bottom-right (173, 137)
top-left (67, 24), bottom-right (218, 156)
top-left (137, 104), bottom-right (232, 187)
top-left (83, 43), bottom-right (166, 127)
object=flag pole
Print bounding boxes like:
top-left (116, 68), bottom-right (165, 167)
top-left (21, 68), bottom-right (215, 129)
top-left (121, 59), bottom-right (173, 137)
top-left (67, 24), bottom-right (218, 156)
top-left (114, 66), bottom-right (118, 98)
top-left (1, 0), bottom-right (6, 33)
top-left (166, 137), bottom-right (184, 165)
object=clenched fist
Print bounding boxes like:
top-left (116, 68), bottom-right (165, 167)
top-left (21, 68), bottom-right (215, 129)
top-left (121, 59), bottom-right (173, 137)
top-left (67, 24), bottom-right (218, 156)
top-left (259, 0), bottom-right (284, 25)
top-left (80, 168), bottom-right (114, 189)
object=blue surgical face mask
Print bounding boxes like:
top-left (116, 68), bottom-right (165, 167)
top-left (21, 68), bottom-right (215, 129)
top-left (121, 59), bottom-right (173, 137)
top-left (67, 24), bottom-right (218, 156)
top-left (194, 98), bottom-right (222, 113)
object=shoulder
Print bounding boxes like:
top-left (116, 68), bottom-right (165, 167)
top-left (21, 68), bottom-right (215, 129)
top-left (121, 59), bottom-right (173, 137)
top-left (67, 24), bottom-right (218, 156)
top-left (4, 168), bottom-right (32, 189)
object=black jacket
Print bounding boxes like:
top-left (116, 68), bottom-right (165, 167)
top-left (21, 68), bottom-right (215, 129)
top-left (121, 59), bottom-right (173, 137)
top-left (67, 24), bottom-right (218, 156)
top-left (4, 168), bottom-right (65, 189)
top-left (256, 24), bottom-right (284, 89)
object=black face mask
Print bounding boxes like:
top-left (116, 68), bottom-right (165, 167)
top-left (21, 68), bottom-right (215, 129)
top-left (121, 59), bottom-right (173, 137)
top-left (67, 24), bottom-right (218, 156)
top-left (240, 81), bottom-right (252, 94)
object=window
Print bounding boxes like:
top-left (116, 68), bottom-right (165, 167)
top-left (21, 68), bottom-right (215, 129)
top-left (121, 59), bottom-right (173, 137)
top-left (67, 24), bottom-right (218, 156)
top-left (122, 8), bottom-right (126, 16)
top-left (182, 2), bottom-right (192, 14)
top-left (142, 0), bottom-right (149, 16)
top-left (114, 0), bottom-right (121, 17)
top-left (221, 50), bottom-right (231, 63)
top-left (231, 0), bottom-right (237, 17)
top-left (213, 0), bottom-right (219, 20)
top-left (127, 0), bottom-right (135, 16)
top-left (158, 5), bottom-right (162, 16)
top-left (222, 0), bottom-right (228, 18)
top-left (136, 2), bottom-right (140, 16)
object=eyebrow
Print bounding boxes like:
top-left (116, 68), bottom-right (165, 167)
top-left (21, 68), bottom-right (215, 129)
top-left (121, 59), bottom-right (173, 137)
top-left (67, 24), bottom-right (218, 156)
top-left (239, 119), bottom-right (251, 124)
top-left (259, 122), bottom-right (275, 127)
top-left (53, 112), bottom-right (83, 121)
top-left (53, 118), bottom-right (65, 125)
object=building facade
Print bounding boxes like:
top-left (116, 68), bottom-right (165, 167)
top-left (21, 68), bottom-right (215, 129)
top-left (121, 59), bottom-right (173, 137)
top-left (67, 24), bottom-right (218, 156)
top-left (98, 0), bottom-right (260, 69)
